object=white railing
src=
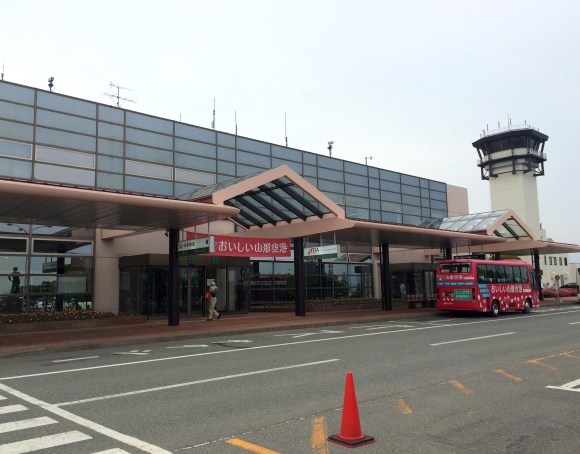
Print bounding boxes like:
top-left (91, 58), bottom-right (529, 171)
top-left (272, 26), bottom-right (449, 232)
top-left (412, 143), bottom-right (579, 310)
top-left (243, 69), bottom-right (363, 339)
top-left (479, 123), bottom-right (539, 138)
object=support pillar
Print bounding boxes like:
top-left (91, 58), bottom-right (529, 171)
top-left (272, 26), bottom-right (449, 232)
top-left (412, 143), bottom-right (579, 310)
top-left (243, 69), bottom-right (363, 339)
top-left (168, 228), bottom-right (179, 326)
top-left (381, 242), bottom-right (392, 311)
top-left (533, 248), bottom-right (543, 301)
top-left (444, 247), bottom-right (452, 260)
top-left (294, 237), bottom-right (305, 316)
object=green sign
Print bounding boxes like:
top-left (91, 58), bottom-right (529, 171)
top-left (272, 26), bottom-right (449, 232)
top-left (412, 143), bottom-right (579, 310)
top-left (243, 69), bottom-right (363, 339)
top-left (454, 289), bottom-right (472, 301)
top-left (210, 257), bottom-right (219, 265)
top-left (187, 256), bottom-right (196, 266)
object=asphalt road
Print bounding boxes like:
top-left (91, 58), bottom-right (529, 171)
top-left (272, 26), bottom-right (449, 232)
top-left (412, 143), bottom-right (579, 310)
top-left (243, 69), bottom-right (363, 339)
top-left (1, 306), bottom-right (580, 453)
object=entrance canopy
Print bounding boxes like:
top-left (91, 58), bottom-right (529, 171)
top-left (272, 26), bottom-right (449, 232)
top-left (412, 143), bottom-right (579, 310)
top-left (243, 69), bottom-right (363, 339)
top-left (0, 179), bottom-right (238, 231)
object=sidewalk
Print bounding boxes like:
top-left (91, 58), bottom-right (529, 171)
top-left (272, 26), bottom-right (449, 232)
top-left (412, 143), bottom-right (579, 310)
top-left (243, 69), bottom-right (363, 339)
top-left (1, 298), bottom-right (577, 358)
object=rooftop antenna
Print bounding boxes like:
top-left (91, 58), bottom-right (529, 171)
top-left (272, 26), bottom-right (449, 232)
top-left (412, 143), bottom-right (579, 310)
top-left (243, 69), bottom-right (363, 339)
top-left (365, 156), bottom-right (373, 166)
top-left (327, 141), bottom-right (334, 157)
top-left (48, 77), bottom-right (54, 92)
top-left (1, 62), bottom-right (4, 81)
top-left (285, 112), bottom-right (288, 147)
top-left (105, 82), bottom-right (135, 107)
top-left (211, 98), bottom-right (216, 129)
top-left (235, 109), bottom-right (238, 135)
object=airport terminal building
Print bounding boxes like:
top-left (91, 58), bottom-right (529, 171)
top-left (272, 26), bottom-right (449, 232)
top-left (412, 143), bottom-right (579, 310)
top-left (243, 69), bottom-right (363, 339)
top-left (0, 80), bottom-right (577, 320)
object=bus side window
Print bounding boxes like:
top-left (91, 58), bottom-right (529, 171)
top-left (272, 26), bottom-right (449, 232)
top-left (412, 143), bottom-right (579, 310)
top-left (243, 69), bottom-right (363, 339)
top-left (505, 266), bottom-right (514, 283)
top-left (477, 264), bottom-right (486, 283)
top-left (513, 266), bottom-right (521, 283)
top-left (520, 267), bottom-right (529, 284)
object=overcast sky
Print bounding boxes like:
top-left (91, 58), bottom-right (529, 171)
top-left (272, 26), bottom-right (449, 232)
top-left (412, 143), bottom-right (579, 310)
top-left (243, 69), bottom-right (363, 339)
top-left (4, 0), bottom-right (580, 246)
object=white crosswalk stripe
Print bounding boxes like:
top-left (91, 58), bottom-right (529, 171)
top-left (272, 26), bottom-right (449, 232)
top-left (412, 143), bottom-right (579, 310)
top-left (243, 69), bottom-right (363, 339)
top-left (92, 449), bottom-right (132, 453)
top-left (0, 430), bottom-right (92, 453)
top-left (0, 416), bottom-right (57, 433)
top-left (0, 404), bottom-right (28, 415)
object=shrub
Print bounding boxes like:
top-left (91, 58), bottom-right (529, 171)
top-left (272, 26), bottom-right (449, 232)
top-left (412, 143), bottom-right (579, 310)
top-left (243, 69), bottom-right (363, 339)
top-left (0, 310), bottom-right (139, 324)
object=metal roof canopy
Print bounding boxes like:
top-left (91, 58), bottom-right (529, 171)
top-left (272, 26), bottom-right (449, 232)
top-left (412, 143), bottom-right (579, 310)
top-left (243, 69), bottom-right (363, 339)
top-left (0, 179), bottom-right (238, 231)
top-left (193, 165), bottom-right (508, 252)
top-left (179, 165), bottom-right (344, 229)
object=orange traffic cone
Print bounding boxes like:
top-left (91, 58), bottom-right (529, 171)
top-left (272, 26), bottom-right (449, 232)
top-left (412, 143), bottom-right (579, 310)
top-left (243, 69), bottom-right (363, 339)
top-left (328, 371), bottom-right (375, 448)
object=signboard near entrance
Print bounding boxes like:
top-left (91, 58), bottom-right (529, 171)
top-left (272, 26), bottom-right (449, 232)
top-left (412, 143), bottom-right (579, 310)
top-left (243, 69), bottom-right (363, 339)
top-left (178, 237), bottom-right (214, 255)
top-left (305, 244), bottom-right (340, 260)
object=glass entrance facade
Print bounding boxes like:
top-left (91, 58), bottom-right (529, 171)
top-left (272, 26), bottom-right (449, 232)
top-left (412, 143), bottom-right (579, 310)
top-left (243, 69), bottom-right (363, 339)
top-left (0, 223), bottom-right (94, 312)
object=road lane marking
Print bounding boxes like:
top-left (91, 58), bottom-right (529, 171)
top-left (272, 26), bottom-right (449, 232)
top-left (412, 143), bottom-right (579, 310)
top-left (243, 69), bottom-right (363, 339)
top-left (112, 350), bottom-right (152, 356)
top-left (166, 345), bottom-right (209, 349)
top-left (449, 380), bottom-right (474, 394)
top-left (495, 369), bottom-right (522, 383)
top-left (3, 310), bottom-right (579, 382)
top-left (396, 398), bottom-right (413, 414)
top-left (54, 360), bottom-right (340, 406)
top-left (570, 321), bottom-right (580, 325)
top-left (52, 356), bottom-right (99, 363)
top-left (0, 430), bottom-right (92, 453)
top-left (93, 449), bottom-right (132, 453)
top-left (430, 332), bottom-right (515, 346)
top-left (0, 404), bottom-right (28, 415)
top-left (546, 378), bottom-right (580, 393)
top-left (0, 383), bottom-right (171, 454)
top-left (311, 416), bottom-right (328, 453)
top-left (0, 416), bottom-right (58, 433)
top-left (226, 437), bottom-right (281, 453)
top-left (274, 330), bottom-right (343, 338)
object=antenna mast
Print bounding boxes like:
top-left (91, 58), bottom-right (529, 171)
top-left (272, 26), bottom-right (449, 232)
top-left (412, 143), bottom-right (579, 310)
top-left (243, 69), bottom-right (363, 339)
top-left (1, 62), bottom-right (4, 81)
top-left (105, 82), bottom-right (136, 107)
top-left (285, 112), bottom-right (288, 147)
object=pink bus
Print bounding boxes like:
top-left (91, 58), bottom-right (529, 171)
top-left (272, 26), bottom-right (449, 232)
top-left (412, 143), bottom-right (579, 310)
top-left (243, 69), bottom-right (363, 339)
top-left (436, 259), bottom-right (540, 316)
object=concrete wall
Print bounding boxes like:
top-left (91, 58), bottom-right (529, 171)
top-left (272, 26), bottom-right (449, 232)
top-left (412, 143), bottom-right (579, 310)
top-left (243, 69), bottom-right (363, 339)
top-left (446, 184), bottom-right (469, 216)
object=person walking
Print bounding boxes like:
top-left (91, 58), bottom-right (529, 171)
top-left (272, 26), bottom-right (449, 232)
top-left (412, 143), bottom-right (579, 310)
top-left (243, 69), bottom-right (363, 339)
top-left (9, 267), bottom-right (21, 294)
top-left (206, 281), bottom-right (221, 321)
top-left (399, 282), bottom-right (407, 300)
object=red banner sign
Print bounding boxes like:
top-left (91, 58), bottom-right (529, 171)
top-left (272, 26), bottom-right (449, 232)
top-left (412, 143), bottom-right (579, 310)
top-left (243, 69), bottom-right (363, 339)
top-left (185, 232), bottom-right (291, 257)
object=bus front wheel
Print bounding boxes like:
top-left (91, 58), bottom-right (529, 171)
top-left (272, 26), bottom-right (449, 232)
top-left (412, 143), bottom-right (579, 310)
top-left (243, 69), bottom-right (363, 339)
top-left (522, 299), bottom-right (531, 314)
top-left (491, 300), bottom-right (500, 317)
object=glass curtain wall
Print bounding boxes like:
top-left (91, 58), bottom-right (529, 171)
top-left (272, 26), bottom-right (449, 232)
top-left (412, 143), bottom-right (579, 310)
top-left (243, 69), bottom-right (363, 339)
top-left (0, 223), bottom-right (94, 312)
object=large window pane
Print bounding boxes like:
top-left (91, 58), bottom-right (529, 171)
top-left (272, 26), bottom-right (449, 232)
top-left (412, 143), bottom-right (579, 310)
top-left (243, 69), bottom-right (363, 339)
top-left (0, 83), bottom-right (35, 104)
top-left (34, 163), bottom-right (95, 186)
top-left (37, 92), bottom-right (96, 117)
top-left (36, 146), bottom-right (95, 169)
top-left (0, 100), bottom-right (34, 123)
top-left (0, 139), bottom-right (32, 159)
top-left (175, 123), bottom-right (216, 144)
top-left (37, 109), bottom-right (96, 135)
top-left (0, 119), bottom-right (33, 142)
top-left (126, 160), bottom-right (172, 180)
top-left (125, 143), bottom-right (173, 165)
top-left (36, 127), bottom-right (95, 152)
top-left (0, 157), bottom-right (32, 179)
top-left (175, 138), bottom-right (216, 157)
top-left (126, 127), bottom-right (172, 150)
top-left (237, 137), bottom-right (270, 155)
top-left (125, 175), bottom-right (173, 196)
top-left (33, 240), bottom-right (93, 255)
top-left (98, 122), bottom-right (124, 140)
top-left (0, 255), bottom-right (26, 274)
top-left (126, 112), bottom-right (172, 134)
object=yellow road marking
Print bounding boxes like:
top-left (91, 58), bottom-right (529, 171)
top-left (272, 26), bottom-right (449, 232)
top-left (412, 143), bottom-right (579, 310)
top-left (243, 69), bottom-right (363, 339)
top-left (525, 349), bottom-right (580, 369)
top-left (495, 369), bottom-right (522, 382)
top-left (396, 398), bottom-right (413, 414)
top-left (311, 416), bottom-right (329, 453)
top-left (226, 437), bottom-right (281, 454)
top-left (526, 358), bottom-right (557, 370)
top-left (449, 380), bottom-right (474, 394)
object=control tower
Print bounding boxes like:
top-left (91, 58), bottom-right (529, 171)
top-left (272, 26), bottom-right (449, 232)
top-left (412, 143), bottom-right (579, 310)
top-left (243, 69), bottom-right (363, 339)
top-left (472, 124), bottom-right (548, 238)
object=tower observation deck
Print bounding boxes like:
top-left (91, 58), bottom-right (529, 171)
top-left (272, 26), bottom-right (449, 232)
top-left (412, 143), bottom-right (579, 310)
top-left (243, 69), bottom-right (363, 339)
top-left (472, 124), bottom-right (549, 239)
